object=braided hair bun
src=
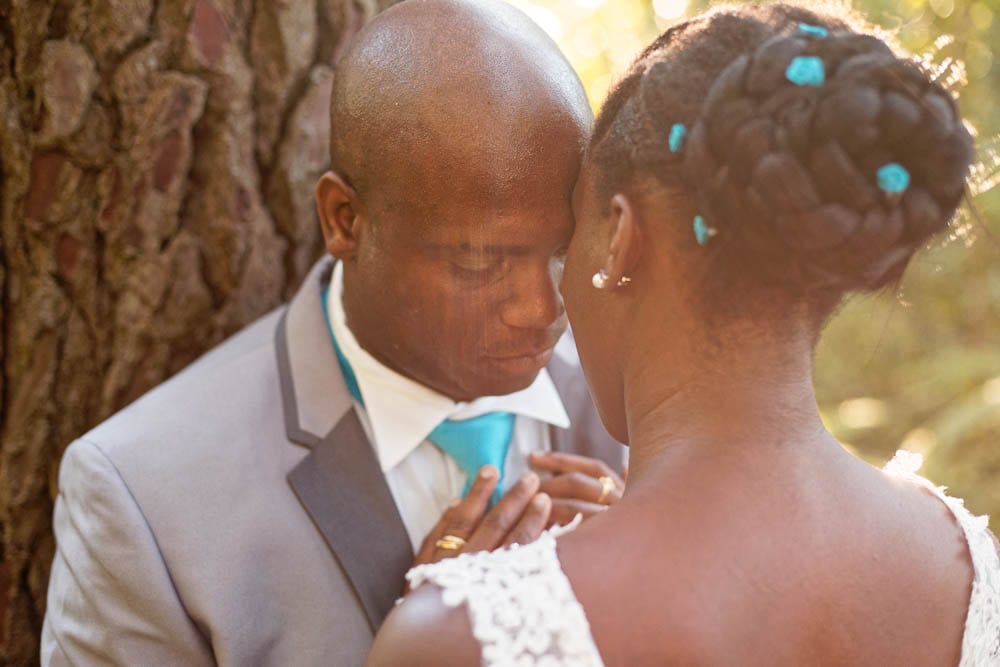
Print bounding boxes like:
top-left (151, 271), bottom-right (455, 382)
top-left (682, 27), bottom-right (974, 292)
top-left (590, 4), bottom-right (976, 312)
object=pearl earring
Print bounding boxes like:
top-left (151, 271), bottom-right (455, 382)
top-left (593, 270), bottom-right (633, 289)
top-left (591, 270), bottom-right (609, 289)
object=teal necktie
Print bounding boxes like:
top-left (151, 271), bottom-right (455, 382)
top-left (322, 289), bottom-right (514, 507)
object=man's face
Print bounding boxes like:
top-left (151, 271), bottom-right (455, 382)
top-left (342, 118), bottom-right (583, 401)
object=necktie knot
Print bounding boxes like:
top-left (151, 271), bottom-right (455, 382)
top-left (428, 412), bottom-right (514, 507)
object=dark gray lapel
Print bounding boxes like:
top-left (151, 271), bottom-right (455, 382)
top-left (286, 410), bottom-right (413, 632)
top-left (276, 260), bottom-right (412, 632)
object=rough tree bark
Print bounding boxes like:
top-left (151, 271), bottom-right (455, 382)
top-left (0, 0), bottom-right (395, 662)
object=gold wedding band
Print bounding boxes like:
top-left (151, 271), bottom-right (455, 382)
top-left (596, 475), bottom-right (617, 504)
top-left (435, 534), bottom-right (467, 551)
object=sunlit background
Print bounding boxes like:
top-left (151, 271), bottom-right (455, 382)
top-left (508, 0), bottom-right (1000, 529)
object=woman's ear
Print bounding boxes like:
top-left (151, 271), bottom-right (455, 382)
top-left (600, 193), bottom-right (643, 287)
top-left (315, 171), bottom-right (364, 260)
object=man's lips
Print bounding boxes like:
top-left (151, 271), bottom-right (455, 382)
top-left (486, 342), bottom-right (558, 360)
top-left (485, 346), bottom-right (556, 369)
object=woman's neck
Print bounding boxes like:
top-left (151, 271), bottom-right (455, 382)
top-left (621, 324), bottom-right (833, 489)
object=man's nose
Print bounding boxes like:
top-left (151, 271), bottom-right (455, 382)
top-left (500, 259), bottom-right (566, 331)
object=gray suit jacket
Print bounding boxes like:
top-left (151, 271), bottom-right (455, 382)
top-left (41, 259), bottom-right (623, 666)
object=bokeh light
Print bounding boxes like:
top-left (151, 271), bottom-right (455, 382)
top-left (653, 0), bottom-right (690, 20)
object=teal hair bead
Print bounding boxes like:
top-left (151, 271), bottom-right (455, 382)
top-left (798, 23), bottom-right (829, 38)
top-left (668, 123), bottom-right (687, 153)
top-left (693, 215), bottom-right (713, 246)
top-left (785, 56), bottom-right (825, 86)
top-left (877, 163), bottom-right (911, 194)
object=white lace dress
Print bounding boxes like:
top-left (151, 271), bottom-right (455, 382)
top-left (405, 451), bottom-right (1000, 667)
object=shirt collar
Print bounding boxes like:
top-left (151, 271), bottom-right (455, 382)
top-left (327, 262), bottom-right (570, 472)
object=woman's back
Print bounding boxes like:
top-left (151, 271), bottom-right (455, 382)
top-left (558, 448), bottom-right (987, 665)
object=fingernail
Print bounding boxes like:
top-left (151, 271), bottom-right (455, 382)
top-left (479, 466), bottom-right (498, 480)
top-left (522, 472), bottom-right (539, 488)
top-left (449, 499), bottom-right (461, 508)
top-left (532, 492), bottom-right (550, 508)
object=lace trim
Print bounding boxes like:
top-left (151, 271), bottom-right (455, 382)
top-left (883, 450), bottom-right (1000, 665)
top-left (406, 516), bottom-right (604, 667)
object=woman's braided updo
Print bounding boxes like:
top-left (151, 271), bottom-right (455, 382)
top-left (590, 3), bottom-right (975, 320)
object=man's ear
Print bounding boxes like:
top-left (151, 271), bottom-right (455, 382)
top-left (600, 193), bottom-right (642, 286)
top-left (316, 171), bottom-right (363, 260)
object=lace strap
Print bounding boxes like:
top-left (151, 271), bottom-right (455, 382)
top-left (406, 518), bottom-right (604, 667)
top-left (883, 451), bottom-right (1000, 665)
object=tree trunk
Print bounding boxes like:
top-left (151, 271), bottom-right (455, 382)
top-left (0, 0), bottom-right (394, 662)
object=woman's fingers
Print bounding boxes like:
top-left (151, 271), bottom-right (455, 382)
top-left (465, 472), bottom-right (540, 552)
top-left (502, 492), bottom-right (552, 548)
top-left (437, 466), bottom-right (498, 538)
top-left (539, 470), bottom-right (623, 505)
top-left (529, 451), bottom-right (625, 489)
top-left (418, 466), bottom-right (499, 563)
top-left (410, 464), bottom-right (578, 577)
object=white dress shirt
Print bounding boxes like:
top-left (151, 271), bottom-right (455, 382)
top-left (327, 262), bottom-right (571, 552)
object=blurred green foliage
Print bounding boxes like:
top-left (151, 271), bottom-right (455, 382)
top-left (509, 0), bottom-right (1000, 529)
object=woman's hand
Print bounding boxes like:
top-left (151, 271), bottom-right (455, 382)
top-left (529, 451), bottom-right (625, 527)
top-left (409, 466), bottom-right (552, 580)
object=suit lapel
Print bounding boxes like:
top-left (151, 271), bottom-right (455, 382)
top-left (287, 410), bottom-right (413, 631)
top-left (277, 259), bottom-right (412, 631)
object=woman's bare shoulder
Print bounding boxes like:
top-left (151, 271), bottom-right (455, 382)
top-left (365, 585), bottom-right (482, 667)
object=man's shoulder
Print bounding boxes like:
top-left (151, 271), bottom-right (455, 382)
top-left (175, 305), bottom-right (286, 379)
top-left (81, 306), bottom-right (287, 463)
top-left (59, 303), bottom-right (312, 552)
top-left (51, 300), bottom-right (376, 666)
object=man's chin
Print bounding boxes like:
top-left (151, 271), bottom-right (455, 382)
top-left (469, 348), bottom-right (554, 398)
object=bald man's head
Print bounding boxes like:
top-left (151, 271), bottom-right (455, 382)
top-left (315, 0), bottom-right (592, 401)
top-left (329, 0), bottom-right (591, 199)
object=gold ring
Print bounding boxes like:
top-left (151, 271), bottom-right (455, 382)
top-left (596, 475), bottom-right (617, 504)
top-left (435, 534), bottom-right (467, 551)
